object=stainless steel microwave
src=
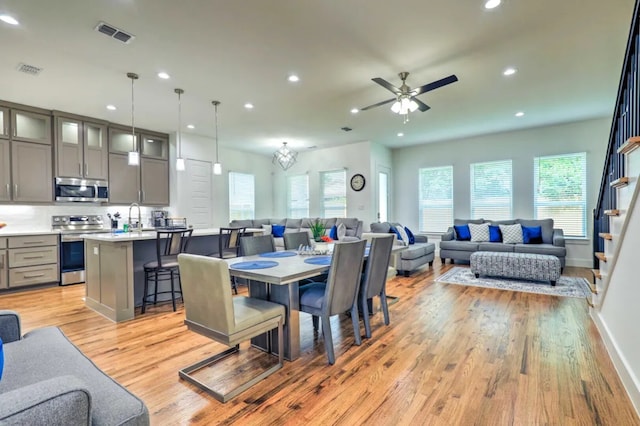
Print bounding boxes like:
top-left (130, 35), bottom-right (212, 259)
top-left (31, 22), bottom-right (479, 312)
top-left (55, 177), bottom-right (108, 202)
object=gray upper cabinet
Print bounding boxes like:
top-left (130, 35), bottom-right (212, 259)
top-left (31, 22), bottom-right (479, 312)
top-left (141, 158), bottom-right (169, 205)
top-left (0, 107), bottom-right (8, 140)
top-left (11, 141), bottom-right (53, 202)
top-left (0, 140), bottom-right (10, 201)
top-left (108, 153), bottom-right (141, 204)
top-left (108, 126), bottom-right (137, 155)
top-left (141, 133), bottom-right (168, 160)
top-left (55, 115), bottom-right (108, 180)
top-left (11, 109), bottom-right (51, 145)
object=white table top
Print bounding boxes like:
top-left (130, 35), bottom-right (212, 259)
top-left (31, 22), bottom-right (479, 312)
top-left (226, 252), bottom-right (330, 285)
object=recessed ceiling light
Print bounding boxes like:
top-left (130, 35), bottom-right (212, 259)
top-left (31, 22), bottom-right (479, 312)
top-left (157, 72), bottom-right (170, 79)
top-left (484, 0), bottom-right (501, 9)
top-left (187, 124), bottom-right (195, 129)
top-left (244, 103), bottom-right (254, 109)
top-left (503, 67), bottom-right (517, 76)
top-left (515, 111), bottom-right (525, 117)
top-left (397, 132), bottom-right (404, 137)
top-left (350, 108), bottom-right (359, 114)
top-left (0, 15), bottom-right (19, 25)
top-left (106, 105), bottom-right (117, 111)
top-left (288, 75), bottom-right (300, 83)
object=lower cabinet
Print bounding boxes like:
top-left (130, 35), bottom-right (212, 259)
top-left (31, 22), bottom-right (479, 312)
top-left (0, 249), bottom-right (7, 290)
top-left (6, 234), bottom-right (59, 288)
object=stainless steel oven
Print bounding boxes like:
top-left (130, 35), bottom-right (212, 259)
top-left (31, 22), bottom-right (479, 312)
top-left (52, 215), bottom-right (108, 285)
top-left (55, 177), bottom-right (108, 203)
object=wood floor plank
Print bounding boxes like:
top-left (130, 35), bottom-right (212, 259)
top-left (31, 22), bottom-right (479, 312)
top-left (0, 263), bottom-right (638, 425)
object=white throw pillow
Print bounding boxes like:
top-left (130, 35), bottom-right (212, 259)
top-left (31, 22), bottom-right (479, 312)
top-left (469, 223), bottom-right (490, 242)
top-left (261, 224), bottom-right (272, 235)
top-left (499, 224), bottom-right (523, 244)
top-left (395, 225), bottom-right (410, 246)
top-left (337, 223), bottom-right (347, 240)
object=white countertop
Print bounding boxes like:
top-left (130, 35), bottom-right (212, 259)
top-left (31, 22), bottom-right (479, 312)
top-left (83, 227), bottom-right (264, 242)
top-left (0, 229), bottom-right (60, 237)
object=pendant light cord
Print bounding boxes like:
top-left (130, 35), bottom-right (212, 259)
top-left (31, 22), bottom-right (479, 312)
top-left (214, 101), bottom-right (219, 162)
top-left (131, 77), bottom-right (135, 141)
top-left (177, 91), bottom-right (182, 158)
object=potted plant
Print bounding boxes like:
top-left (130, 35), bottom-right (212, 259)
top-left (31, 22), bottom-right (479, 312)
top-left (310, 219), bottom-right (326, 242)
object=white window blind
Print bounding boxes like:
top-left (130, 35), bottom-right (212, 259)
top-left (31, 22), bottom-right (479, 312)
top-left (418, 166), bottom-right (453, 232)
top-left (470, 160), bottom-right (512, 220)
top-left (228, 172), bottom-right (255, 220)
top-left (321, 170), bottom-right (346, 218)
top-left (287, 174), bottom-right (309, 218)
top-left (534, 152), bottom-right (587, 238)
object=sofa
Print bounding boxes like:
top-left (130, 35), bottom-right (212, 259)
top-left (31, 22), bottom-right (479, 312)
top-left (229, 217), bottom-right (363, 249)
top-left (365, 222), bottom-right (436, 277)
top-left (0, 310), bottom-right (149, 425)
top-left (439, 218), bottom-right (567, 268)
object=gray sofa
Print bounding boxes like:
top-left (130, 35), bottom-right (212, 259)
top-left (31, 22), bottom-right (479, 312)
top-left (365, 222), bottom-right (436, 277)
top-left (229, 217), bottom-right (363, 249)
top-left (440, 218), bottom-right (566, 267)
top-left (0, 310), bottom-right (149, 425)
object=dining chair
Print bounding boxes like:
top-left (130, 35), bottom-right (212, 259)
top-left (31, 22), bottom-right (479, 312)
top-left (283, 231), bottom-right (311, 250)
top-left (358, 234), bottom-right (395, 338)
top-left (177, 254), bottom-right (285, 403)
top-left (239, 234), bottom-right (276, 256)
top-left (210, 227), bottom-right (246, 294)
top-left (298, 239), bottom-right (367, 365)
top-left (142, 228), bottom-right (193, 313)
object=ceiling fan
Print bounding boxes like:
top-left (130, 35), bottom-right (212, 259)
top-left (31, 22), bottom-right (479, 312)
top-left (360, 72), bottom-right (458, 122)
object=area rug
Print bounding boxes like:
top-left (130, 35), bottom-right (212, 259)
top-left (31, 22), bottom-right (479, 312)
top-left (435, 267), bottom-right (590, 298)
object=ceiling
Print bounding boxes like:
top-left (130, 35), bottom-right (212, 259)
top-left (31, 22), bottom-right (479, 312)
top-left (0, 0), bottom-right (635, 156)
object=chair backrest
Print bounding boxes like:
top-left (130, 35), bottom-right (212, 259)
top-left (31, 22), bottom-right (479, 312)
top-left (361, 235), bottom-right (394, 299)
top-left (239, 235), bottom-right (276, 256)
top-left (156, 229), bottom-right (193, 266)
top-left (323, 240), bottom-right (366, 316)
top-left (218, 227), bottom-right (246, 257)
top-left (283, 231), bottom-right (311, 250)
top-left (178, 254), bottom-right (235, 334)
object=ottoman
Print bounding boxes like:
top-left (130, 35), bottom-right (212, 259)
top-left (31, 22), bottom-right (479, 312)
top-left (470, 251), bottom-right (561, 286)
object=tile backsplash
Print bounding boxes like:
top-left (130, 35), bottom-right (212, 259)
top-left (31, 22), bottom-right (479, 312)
top-left (0, 204), bottom-right (172, 231)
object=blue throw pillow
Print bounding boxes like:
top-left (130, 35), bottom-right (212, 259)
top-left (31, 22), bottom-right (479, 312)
top-left (0, 337), bottom-right (4, 381)
top-left (404, 226), bottom-right (415, 244)
top-left (272, 224), bottom-right (285, 238)
top-left (389, 225), bottom-right (402, 243)
top-left (522, 225), bottom-right (543, 244)
top-left (454, 224), bottom-right (471, 241)
top-left (488, 225), bottom-right (502, 242)
top-left (329, 225), bottom-right (338, 240)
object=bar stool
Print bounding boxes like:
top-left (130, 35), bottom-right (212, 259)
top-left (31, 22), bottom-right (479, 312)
top-left (142, 229), bottom-right (193, 313)
top-left (210, 227), bottom-right (246, 294)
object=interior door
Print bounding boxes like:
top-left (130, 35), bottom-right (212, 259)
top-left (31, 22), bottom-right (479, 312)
top-left (377, 167), bottom-right (390, 222)
top-left (185, 159), bottom-right (213, 228)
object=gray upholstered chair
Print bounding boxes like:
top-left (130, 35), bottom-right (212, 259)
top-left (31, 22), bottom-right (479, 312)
top-left (298, 239), bottom-right (367, 365)
top-left (283, 231), bottom-right (311, 250)
top-left (177, 254), bottom-right (285, 403)
top-left (359, 234), bottom-right (394, 338)
top-left (239, 234), bottom-right (276, 256)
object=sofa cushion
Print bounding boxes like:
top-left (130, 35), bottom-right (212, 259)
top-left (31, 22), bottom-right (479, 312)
top-left (337, 223), bottom-right (347, 240)
top-left (321, 218), bottom-right (337, 229)
top-left (329, 225), bottom-right (338, 240)
top-left (0, 337), bottom-right (4, 380)
top-left (272, 224), bottom-right (285, 238)
top-left (469, 223), bottom-right (490, 242)
top-left (478, 242), bottom-right (515, 252)
top-left (285, 219), bottom-right (302, 229)
top-left (336, 218), bottom-right (359, 237)
top-left (517, 218), bottom-right (554, 244)
top-left (454, 218), bottom-right (485, 225)
top-left (489, 225), bottom-right (502, 242)
top-left (252, 219), bottom-right (271, 227)
top-left (370, 222), bottom-right (391, 233)
top-left (229, 219), bottom-right (254, 228)
top-left (454, 224), bottom-right (471, 241)
top-left (400, 245), bottom-right (427, 260)
top-left (489, 219), bottom-right (517, 226)
top-left (389, 225), bottom-right (402, 242)
top-left (499, 224), bottom-right (523, 244)
top-left (404, 226), bottom-right (416, 244)
top-left (514, 244), bottom-right (566, 257)
top-left (522, 226), bottom-right (543, 244)
top-left (439, 240), bottom-right (479, 252)
top-left (261, 224), bottom-right (272, 235)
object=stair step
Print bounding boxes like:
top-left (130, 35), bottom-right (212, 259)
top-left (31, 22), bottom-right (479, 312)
top-left (610, 177), bottom-right (630, 188)
top-left (595, 252), bottom-right (607, 262)
top-left (591, 269), bottom-right (602, 280)
top-left (588, 281), bottom-right (599, 294)
top-left (604, 209), bottom-right (620, 216)
top-left (617, 136), bottom-right (640, 155)
top-left (586, 296), bottom-right (595, 308)
top-left (599, 232), bottom-right (613, 240)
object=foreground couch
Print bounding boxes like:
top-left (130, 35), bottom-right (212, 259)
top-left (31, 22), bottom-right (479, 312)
top-left (440, 218), bottom-right (566, 268)
top-left (365, 222), bottom-right (436, 277)
top-left (229, 217), bottom-right (363, 249)
top-left (0, 310), bottom-right (149, 425)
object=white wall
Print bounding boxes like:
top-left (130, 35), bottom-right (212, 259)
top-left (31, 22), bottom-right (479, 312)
top-left (392, 117), bottom-right (611, 267)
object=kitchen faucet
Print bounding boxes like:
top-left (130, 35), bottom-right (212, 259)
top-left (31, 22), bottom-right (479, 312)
top-left (128, 203), bottom-right (142, 232)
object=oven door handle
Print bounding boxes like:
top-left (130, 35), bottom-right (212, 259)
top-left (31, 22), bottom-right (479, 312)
top-left (61, 237), bottom-right (85, 242)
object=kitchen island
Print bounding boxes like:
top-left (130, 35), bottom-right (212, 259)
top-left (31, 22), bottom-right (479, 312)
top-left (83, 228), bottom-right (262, 322)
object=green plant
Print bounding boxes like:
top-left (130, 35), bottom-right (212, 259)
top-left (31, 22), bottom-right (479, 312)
top-left (310, 219), bottom-right (326, 242)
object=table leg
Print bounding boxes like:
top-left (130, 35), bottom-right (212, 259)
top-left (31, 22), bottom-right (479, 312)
top-left (248, 280), bottom-right (271, 352)
top-left (269, 283), bottom-right (300, 361)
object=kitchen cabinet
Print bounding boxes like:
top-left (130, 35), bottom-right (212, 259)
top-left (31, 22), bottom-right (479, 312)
top-left (108, 125), bottom-right (137, 154)
top-left (11, 109), bottom-right (51, 145)
top-left (0, 238), bottom-right (7, 290)
top-left (7, 234), bottom-right (59, 288)
top-left (141, 157), bottom-right (169, 205)
top-left (11, 141), bottom-right (53, 202)
top-left (0, 139), bottom-right (10, 201)
top-left (108, 153), bottom-right (141, 204)
top-left (0, 107), bottom-right (8, 139)
top-left (55, 115), bottom-right (108, 180)
top-left (141, 133), bottom-right (168, 160)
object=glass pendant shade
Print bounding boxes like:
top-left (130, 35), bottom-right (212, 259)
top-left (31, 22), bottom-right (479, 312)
top-left (127, 72), bottom-right (139, 166)
top-left (175, 88), bottom-right (185, 172)
top-left (212, 100), bottom-right (222, 176)
top-left (273, 142), bottom-right (297, 170)
top-left (391, 96), bottom-right (419, 115)
top-left (176, 157), bottom-right (185, 171)
top-left (128, 151), bottom-right (140, 166)
top-left (213, 162), bottom-right (222, 175)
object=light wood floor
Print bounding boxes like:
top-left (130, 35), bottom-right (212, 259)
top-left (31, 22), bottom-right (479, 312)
top-left (1, 262), bottom-right (638, 425)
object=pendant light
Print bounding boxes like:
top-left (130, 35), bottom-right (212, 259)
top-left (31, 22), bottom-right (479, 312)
top-left (273, 142), bottom-right (297, 170)
top-left (126, 72), bottom-right (140, 166)
top-left (175, 88), bottom-right (185, 171)
top-left (212, 100), bottom-right (222, 175)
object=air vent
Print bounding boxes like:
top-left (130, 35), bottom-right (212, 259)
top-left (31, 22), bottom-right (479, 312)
top-left (16, 63), bottom-right (43, 76)
top-left (341, 127), bottom-right (353, 132)
top-left (95, 21), bottom-right (135, 44)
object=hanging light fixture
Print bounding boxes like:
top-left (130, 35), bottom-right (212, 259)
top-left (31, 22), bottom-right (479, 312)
top-left (212, 100), bottom-right (222, 175)
top-left (175, 88), bottom-right (185, 171)
top-left (126, 72), bottom-right (140, 166)
top-left (273, 141), bottom-right (297, 171)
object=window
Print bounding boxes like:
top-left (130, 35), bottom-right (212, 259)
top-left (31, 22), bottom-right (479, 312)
top-left (419, 166), bottom-right (453, 232)
top-left (287, 174), bottom-right (309, 218)
top-left (321, 170), bottom-right (346, 217)
top-left (378, 171), bottom-right (389, 222)
top-left (228, 172), bottom-right (254, 220)
top-left (470, 160), bottom-right (512, 220)
top-left (534, 152), bottom-right (587, 238)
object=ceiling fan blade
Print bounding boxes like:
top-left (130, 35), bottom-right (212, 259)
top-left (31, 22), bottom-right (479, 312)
top-left (372, 78), bottom-right (402, 95)
top-left (360, 97), bottom-right (396, 111)
top-left (412, 97), bottom-right (431, 112)
top-left (411, 74), bottom-right (459, 96)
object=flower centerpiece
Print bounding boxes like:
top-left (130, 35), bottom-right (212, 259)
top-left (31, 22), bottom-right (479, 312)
top-left (310, 219), bottom-right (326, 242)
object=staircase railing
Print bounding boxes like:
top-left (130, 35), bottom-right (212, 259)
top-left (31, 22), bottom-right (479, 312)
top-left (593, 0), bottom-right (640, 268)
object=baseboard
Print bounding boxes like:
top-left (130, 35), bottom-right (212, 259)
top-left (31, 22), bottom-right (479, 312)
top-left (566, 257), bottom-right (593, 268)
top-left (591, 310), bottom-right (640, 417)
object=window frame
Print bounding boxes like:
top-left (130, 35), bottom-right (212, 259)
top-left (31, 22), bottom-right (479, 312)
top-left (470, 159), bottom-right (513, 220)
top-left (418, 165), bottom-right (454, 233)
top-left (286, 174), bottom-right (309, 218)
top-left (228, 171), bottom-right (255, 221)
top-left (320, 169), bottom-right (347, 218)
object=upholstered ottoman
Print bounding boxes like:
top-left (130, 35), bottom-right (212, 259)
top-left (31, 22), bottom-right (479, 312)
top-left (470, 251), bottom-right (561, 286)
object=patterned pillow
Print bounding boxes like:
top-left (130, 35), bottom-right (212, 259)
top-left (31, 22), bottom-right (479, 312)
top-left (469, 223), bottom-right (490, 242)
top-left (499, 224), bottom-right (523, 244)
top-left (395, 225), bottom-right (410, 246)
top-left (336, 223), bottom-right (347, 240)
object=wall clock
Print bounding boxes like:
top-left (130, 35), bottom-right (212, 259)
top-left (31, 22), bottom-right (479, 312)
top-left (350, 173), bottom-right (366, 191)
